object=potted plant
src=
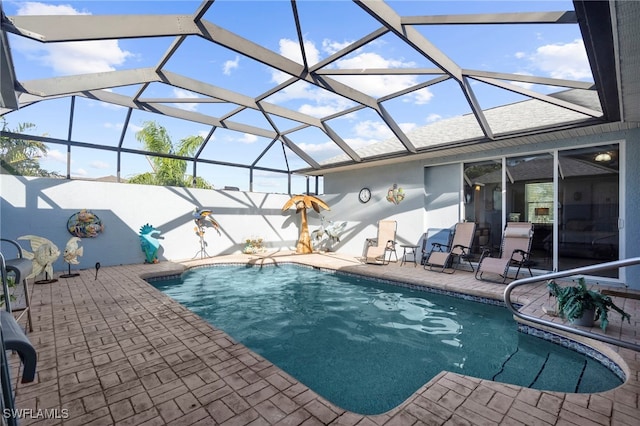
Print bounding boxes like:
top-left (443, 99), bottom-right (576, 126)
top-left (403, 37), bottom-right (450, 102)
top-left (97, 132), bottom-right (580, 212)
top-left (547, 277), bottom-right (631, 331)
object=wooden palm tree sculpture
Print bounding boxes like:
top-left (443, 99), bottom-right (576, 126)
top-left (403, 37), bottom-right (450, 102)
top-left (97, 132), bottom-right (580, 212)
top-left (282, 194), bottom-right (330, 254)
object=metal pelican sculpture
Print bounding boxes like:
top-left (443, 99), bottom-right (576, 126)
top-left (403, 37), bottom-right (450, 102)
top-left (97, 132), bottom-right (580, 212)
top-left (192, 208), bottom-right (221, 258)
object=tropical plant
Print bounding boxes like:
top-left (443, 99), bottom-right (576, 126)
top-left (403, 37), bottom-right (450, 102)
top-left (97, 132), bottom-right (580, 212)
top-left (0, 118), bottom-right (60, 177)
top-left (547, 277), bottom-right (631, 331)
top-left (282, 194), bottom-right (330, 254)
top-left (128, 121), bottom-right (213, 189)
top-left (0, 275), bottom-right (16, 307)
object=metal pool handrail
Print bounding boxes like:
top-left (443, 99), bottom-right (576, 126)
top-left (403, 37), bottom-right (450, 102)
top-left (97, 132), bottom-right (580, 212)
top-left (504, 257), bottom-right (640, 352)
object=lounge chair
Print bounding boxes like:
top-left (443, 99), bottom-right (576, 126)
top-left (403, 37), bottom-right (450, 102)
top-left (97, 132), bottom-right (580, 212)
top-left (365, 220), bottom-right (397, 264)
top-left (0, 239), bottom-right (33, 332)
top-left (475, 222), bottom-right (534, 283)
top-left (425, 222), bottom-right (476, 273)
top-left (420, 228), bottom-right (453, 265)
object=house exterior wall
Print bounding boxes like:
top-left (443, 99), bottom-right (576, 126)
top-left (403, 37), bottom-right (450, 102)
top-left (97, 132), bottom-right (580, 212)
top-left (321, 161), bottom-right (426, 257)
top-left (323, 127), bottom-right (640, 289)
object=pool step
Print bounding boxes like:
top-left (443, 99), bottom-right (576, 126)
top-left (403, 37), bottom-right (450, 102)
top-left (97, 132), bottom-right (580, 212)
top-left (493, 342), bottom-right (585, 392)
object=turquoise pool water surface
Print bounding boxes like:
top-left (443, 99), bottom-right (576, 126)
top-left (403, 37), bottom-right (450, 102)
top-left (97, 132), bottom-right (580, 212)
top-left (151, 264), bottom-right (623, 415)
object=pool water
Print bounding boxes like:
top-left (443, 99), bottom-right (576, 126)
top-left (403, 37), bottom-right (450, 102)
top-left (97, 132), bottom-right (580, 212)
top-left (152, 264), bottom-right (623, 415)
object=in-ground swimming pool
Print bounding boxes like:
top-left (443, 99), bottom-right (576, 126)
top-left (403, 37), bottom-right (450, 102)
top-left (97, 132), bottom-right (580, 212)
top-left (151, 264), bottom-right (624, 415)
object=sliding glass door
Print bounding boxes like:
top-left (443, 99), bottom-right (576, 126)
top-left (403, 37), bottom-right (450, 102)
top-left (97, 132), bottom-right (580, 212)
top-left (458, 143), bottom-right (620, 278)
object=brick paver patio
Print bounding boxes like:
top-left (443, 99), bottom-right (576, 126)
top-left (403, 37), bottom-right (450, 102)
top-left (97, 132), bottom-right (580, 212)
top-left (6, 252), bottom-right (640, 425)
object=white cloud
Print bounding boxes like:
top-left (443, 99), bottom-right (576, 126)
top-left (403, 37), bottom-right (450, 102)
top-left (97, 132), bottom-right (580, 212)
top-left (237, 133), bottom-right (258, 144)
top-left (104, 122), bottom-right (123, 130)
top-left (15, 2), bottom-right (132, 75)
top-left (322, 39), bottom-right (352, 55)
top-left (409, 88), bottom-right (434, 105)
top-left (90, 160), bottom-right (109, 169)
top-left (172, 88), bottom-right (199, 112)
top-left (279, 38), bottom-right (321, 65)
top-left (223, 56), bottom-right (240, 75)
top-left (72, 168), bottom-right (88, 177)
top-left (268, 38), bottom-right (434, 118)
top-left (18, 2), bottom-right (89, 15)
top-left (298, 102), bottom-right (349, 117)
top-left (270, 38), bottom-right (322, 85)
top-left (296, 140), bottom-right (341, 154)
top-left (44, 149), bottom-right (66, 163)
top-left (426, 114), bottom-right (442, 123)
top-left (508, 72), bottom-right (535, 90)
top-left (353, 120), bottom-right (394, 139)
top-left (526, 39), bottom-right (591, 80)
top-left (399, 122), bottom-right (417, 134)
top-left (333, 52), bottom-right (427, 100)
top-left (129, 123), bottom-right (144, 133)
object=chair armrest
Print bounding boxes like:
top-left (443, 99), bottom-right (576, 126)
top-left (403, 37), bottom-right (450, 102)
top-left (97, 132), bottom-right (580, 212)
top-left (478, 248), bottom-right (492, 262)
top-left (431, 242), bottom-right (450, 252)
top-left (453, 244), bottom-right (472, 257)
top-left (1, 310), bottom-right (36, 383)
top-left (510, 249), bottom-right (530, 262)
top-left (0, 239), bottom-right (24, 259)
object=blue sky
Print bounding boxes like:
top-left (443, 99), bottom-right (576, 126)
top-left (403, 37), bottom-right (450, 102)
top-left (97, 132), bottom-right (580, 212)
top-left (2, 0), bottom-right (592, 193)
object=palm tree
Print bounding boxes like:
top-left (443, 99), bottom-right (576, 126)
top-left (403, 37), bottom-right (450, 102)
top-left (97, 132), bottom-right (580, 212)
top-left (0, 118), bottom-right (60, 177)
top-left (282, 194), bottom-right (330, 254)
top-left (128, 121), bottom-right (213, 189)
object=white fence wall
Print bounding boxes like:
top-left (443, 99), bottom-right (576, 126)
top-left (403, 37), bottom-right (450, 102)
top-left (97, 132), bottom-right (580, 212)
top-left (0, 175), bottom-right (301, 271)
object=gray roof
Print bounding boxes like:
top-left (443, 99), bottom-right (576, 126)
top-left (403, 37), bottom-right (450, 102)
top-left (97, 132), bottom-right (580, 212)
top-left (322, 89), bottom-right (602, 165)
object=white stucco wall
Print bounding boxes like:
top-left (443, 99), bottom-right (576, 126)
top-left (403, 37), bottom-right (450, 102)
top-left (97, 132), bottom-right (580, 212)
top-left (0, 175), bottom-right (301, 271)
top-left (321, 160), bottom-right (428, 257)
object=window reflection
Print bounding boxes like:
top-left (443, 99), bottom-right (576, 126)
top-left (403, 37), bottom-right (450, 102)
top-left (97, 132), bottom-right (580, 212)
top-left (558, 145), bottom-right (619, 277)
top-left (505, 153), bottom-right (554, 270)
top-left (463, 160), bottom-right (502, 257)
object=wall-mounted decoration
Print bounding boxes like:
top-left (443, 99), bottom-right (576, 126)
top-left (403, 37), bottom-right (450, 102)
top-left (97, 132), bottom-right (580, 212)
top-left (192, 208), bottom-right (221, 259)
top-left (17, 235), bottom-right (60, 283)
top-left (139, 224), bottom-right (162, 264)
top-left (282, 194), bottom-right (330, 254)
top-left (386, 184), bottom-right (405, 205)
top-left (60, 237), bottom-right (83, 278)
top-left (358, 187), bottom-right (371, 203)
top-left (67, 209), bottom-right (104, 238)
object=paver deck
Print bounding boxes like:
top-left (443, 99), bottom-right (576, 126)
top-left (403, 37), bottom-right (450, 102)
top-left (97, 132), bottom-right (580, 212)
top-left (6, 251), bottom-right (640, 425)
